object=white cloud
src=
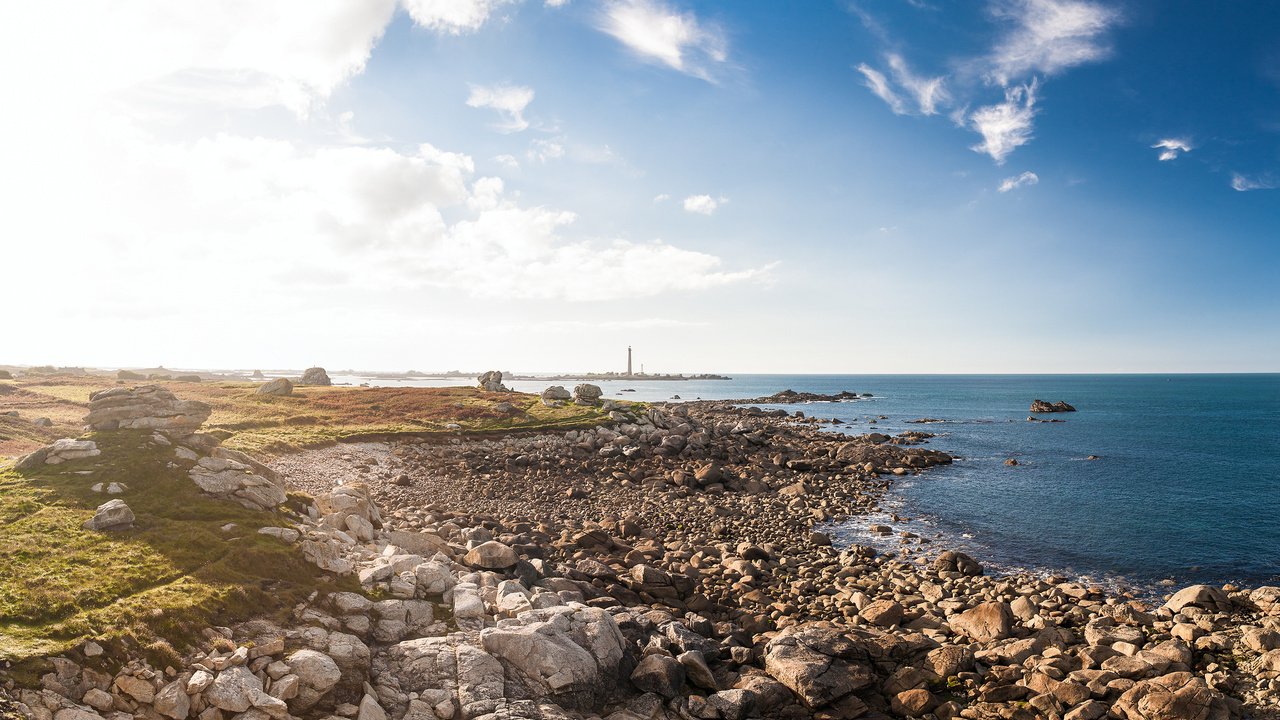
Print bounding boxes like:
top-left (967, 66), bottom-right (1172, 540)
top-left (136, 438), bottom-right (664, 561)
top-left (886, 54), bottom-right (949, 115)
top-left (998, 171), bottom-right (1039, 192)
top-left (1152, 138), bottom-right (1193, 161)
top-left (494, 154), bottom-right (521, 170)
top-left (683, 194), bottom-right (727, 215)
top-left (653, 193), bottom-right (672, 203)
top-left (400, 0), bottom-right (517, 35)
top-left (527, 138), bottom-right (566, 163)
top-left (598, 0), bottom-right (728, 81)
top-left (466, 83), bottom-right (535, 133)
top-left (0, 0), bottom-right (768, 330)
top-left (859, 54), bottom-right (949, 115)
top-left (969, 80), bottom-right (1038, 163)
top-left (986, 0), bottom-right (1120, 84)
top-left (0, 1), bottom-right (400, 117)
top-left (856, 64), bottom-right (908, 114)
top-left (1231, 173), bottom-right (1278, 192)
top-left (545, 0), bottom-right (570, 6)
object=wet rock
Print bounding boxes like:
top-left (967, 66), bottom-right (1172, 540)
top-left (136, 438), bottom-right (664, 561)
top-left (1030, 399), bottom-right (1077, 413)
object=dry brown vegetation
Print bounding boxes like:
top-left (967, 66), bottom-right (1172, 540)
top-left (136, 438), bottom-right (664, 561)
top-left (1, 375), bottom-right (612, 457)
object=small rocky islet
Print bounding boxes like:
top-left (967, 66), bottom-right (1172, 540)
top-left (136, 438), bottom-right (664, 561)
top-left (3, 375), bottom-right (1278, 720)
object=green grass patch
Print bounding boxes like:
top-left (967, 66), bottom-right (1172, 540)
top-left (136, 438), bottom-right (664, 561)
top-left (0, 431), bottom-right (350, 664)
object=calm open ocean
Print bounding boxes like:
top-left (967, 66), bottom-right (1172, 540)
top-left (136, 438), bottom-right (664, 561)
top-left (334, 373), bottom-right (1280, 591)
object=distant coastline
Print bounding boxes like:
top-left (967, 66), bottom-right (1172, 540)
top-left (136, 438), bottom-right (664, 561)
top-left (345, 370), bottom-right (733, 382)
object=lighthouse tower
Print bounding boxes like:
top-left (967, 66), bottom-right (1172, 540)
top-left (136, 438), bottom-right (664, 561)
top-left (627, 346), bottom-right (633, 376)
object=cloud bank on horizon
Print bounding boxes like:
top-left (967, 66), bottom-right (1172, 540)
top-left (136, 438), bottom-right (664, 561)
top-left (0, 0), bottom-right (1276, 373)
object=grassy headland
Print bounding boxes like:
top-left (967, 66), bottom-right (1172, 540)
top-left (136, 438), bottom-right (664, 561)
top-left (0, 375), bottom-right (613, 667)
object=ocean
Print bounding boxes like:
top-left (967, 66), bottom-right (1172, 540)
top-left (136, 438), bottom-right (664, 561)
top-left (331, 373), bottom-right (1280, 592)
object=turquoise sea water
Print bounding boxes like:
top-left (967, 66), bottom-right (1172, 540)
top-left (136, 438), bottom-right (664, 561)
top-left (334, 373), bottom-right (1280, 590)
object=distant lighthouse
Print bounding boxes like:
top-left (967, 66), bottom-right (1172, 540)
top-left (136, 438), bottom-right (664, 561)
top-left (627, 346), bottom-right (633, 376)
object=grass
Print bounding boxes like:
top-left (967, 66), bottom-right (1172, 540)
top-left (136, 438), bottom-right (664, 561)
top-left (5, 377), bottom-right (613, 456)
top-left (0, 430), bottom-right (351, 667)
top-left (0, 375), bottom-right (622, 670)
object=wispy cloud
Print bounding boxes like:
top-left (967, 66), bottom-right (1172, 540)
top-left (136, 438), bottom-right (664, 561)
top-left (466, 83), bottom-right (534, 133)
top-left (856, 64), bottom-right (907, 114)
top-left (402, 0), bottom-right (517, 36)
top-left (527, 137), bottom-right (565, 163)
top-left (998, 171), bottom-right (1039, 192)
top-left (969, 80), bottom-right (1038, 164)
top-left (683, 194), bottom-right (728, 214)
top-left (886, 54), bottom-right (949, 115)
top-left (598, 0), bottom-right (728, 82)
top-left (653, 193), bottom-right (671, 203)
top-left (1231, 173), bottom-right (1278, 192)
top-left (857, 54), bottom-right (949, 115)
top-left (1152, 137), bottom-right (1193, 161)
top-left (986, 0), bottom-right (1120, 84)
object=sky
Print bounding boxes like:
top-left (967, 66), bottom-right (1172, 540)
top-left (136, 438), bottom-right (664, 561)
top-left (1, 0), bottom-right (1277, 373)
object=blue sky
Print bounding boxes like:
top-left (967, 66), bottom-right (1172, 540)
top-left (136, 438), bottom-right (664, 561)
top-left (1, 1), bottom-right (1277, 372)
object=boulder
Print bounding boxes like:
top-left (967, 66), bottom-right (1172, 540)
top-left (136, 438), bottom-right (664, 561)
top-left (1163, 584), bottom-right (1232, 614)
top-left (285, 645), bottom-right (343, 707)
top-left (153, 680), bottom-right (190, 720)
top-left (204, 666), bottom-right (265, 713)
top-left (83, 499), bottom-right (134, 532)
top-left (387, 636), bottom-right (505, 719)
top-left (300, 367), bottom-right (332, 386)
top-left (480, 605), bottom-right (628, 710)
top-left (16, 438), bottom-right (101, 471)
top-left (572, 384), bottom-right (603, 406)
top-left (1111, 672), bottom-right (1218, 720)
top-left (950, 601), bottom-right (1014, 642)
top-left (477, 371), bottom-right (508, 392)
top-left (541, 386), bottom-right (571, 402)
top-left (116, 370), bottom-right (145, 381)
top-left (256, 378), bottom-right (294, 396)
top-left (630, 655), bottom-right (685, 699)
top-left (464, 540), bottom-right (518, 569)
top-left (189, 456), bottom-right (287, 511)
top-left (85, 385), bottom-right (211, 433)
top-left (763, 624), bottom-right (875, 708)
top-left (860, 599), bottom-right (904, 627)
top-left (933, 550), bottom-right (983, 576)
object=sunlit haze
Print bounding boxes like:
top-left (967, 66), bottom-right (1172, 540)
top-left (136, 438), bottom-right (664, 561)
top-left (2, 1), bottom-right (1277, 373)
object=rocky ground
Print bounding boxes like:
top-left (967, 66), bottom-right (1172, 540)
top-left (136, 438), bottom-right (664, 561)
top-left (6, 390), bottom-right (1280, 720)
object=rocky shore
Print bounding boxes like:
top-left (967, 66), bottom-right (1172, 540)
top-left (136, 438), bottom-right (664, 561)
top-left (6, 388), bottom-right (1280, 720)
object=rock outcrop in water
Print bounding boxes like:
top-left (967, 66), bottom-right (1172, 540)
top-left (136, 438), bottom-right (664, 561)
top-left (1030, 399), bottom-right (1076, 413)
